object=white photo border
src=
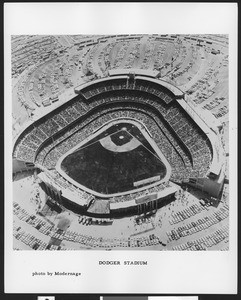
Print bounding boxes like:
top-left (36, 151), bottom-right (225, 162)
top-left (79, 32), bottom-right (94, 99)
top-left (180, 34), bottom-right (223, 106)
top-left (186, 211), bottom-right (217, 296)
top-left (4, 2), bottom-right (238, 294)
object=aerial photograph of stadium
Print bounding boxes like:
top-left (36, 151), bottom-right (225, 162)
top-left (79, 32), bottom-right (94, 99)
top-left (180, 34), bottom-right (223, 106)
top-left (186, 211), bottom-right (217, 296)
top-left (12, 34), bottom-right (229, 251)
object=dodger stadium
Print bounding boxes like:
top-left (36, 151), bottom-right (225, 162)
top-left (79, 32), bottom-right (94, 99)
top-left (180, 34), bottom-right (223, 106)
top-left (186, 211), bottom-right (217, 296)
top-left (12, 34), bottom-right (229, 251)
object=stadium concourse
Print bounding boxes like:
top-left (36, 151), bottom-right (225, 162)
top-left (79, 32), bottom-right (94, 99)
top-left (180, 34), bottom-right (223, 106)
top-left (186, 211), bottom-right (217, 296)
top-left (12, 34), bottom-right (229, 251)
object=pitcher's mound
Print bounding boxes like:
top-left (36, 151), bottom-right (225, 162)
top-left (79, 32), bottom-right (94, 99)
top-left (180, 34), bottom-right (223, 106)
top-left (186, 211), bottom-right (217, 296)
top-left (100, 130), bottom-right (141, 152)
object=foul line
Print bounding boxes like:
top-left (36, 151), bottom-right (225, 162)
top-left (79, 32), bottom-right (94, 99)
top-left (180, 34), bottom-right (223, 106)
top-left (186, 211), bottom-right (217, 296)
top-left (71, 128), bottom-right (126, 153)
top-left (126, 130), bottom-right (165, 165)
top-left (70, 125), bottom-right (165, 168)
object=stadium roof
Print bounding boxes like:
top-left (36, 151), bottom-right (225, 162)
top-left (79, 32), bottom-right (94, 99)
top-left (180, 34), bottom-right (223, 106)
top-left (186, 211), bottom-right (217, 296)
top-left (74, 73), bottom-right (184, 99)
top-left (108, 68), bottom-right (160, 78)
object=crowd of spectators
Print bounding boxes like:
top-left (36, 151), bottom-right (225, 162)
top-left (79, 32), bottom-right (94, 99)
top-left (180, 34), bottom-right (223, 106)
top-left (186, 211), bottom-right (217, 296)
top-left (14, 77), bottom-right (213, 208)
top-left (15, 82), bottom-right (212, 184)
top-left (39, 103), bottom-right (188, 183)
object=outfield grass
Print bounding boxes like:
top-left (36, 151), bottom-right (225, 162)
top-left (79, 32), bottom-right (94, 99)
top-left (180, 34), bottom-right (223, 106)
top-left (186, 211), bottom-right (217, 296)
top-left (61, 122), bottom-right (166, 194)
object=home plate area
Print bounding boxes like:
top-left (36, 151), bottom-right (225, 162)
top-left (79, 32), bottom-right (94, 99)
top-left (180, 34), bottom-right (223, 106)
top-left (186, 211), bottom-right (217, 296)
top-left (100, 128), bottom-right (141, 152)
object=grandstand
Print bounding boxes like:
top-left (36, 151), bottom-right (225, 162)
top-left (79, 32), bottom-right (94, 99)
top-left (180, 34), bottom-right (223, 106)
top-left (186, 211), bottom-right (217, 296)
top-left (12, 34), bottom-right (229, 251)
